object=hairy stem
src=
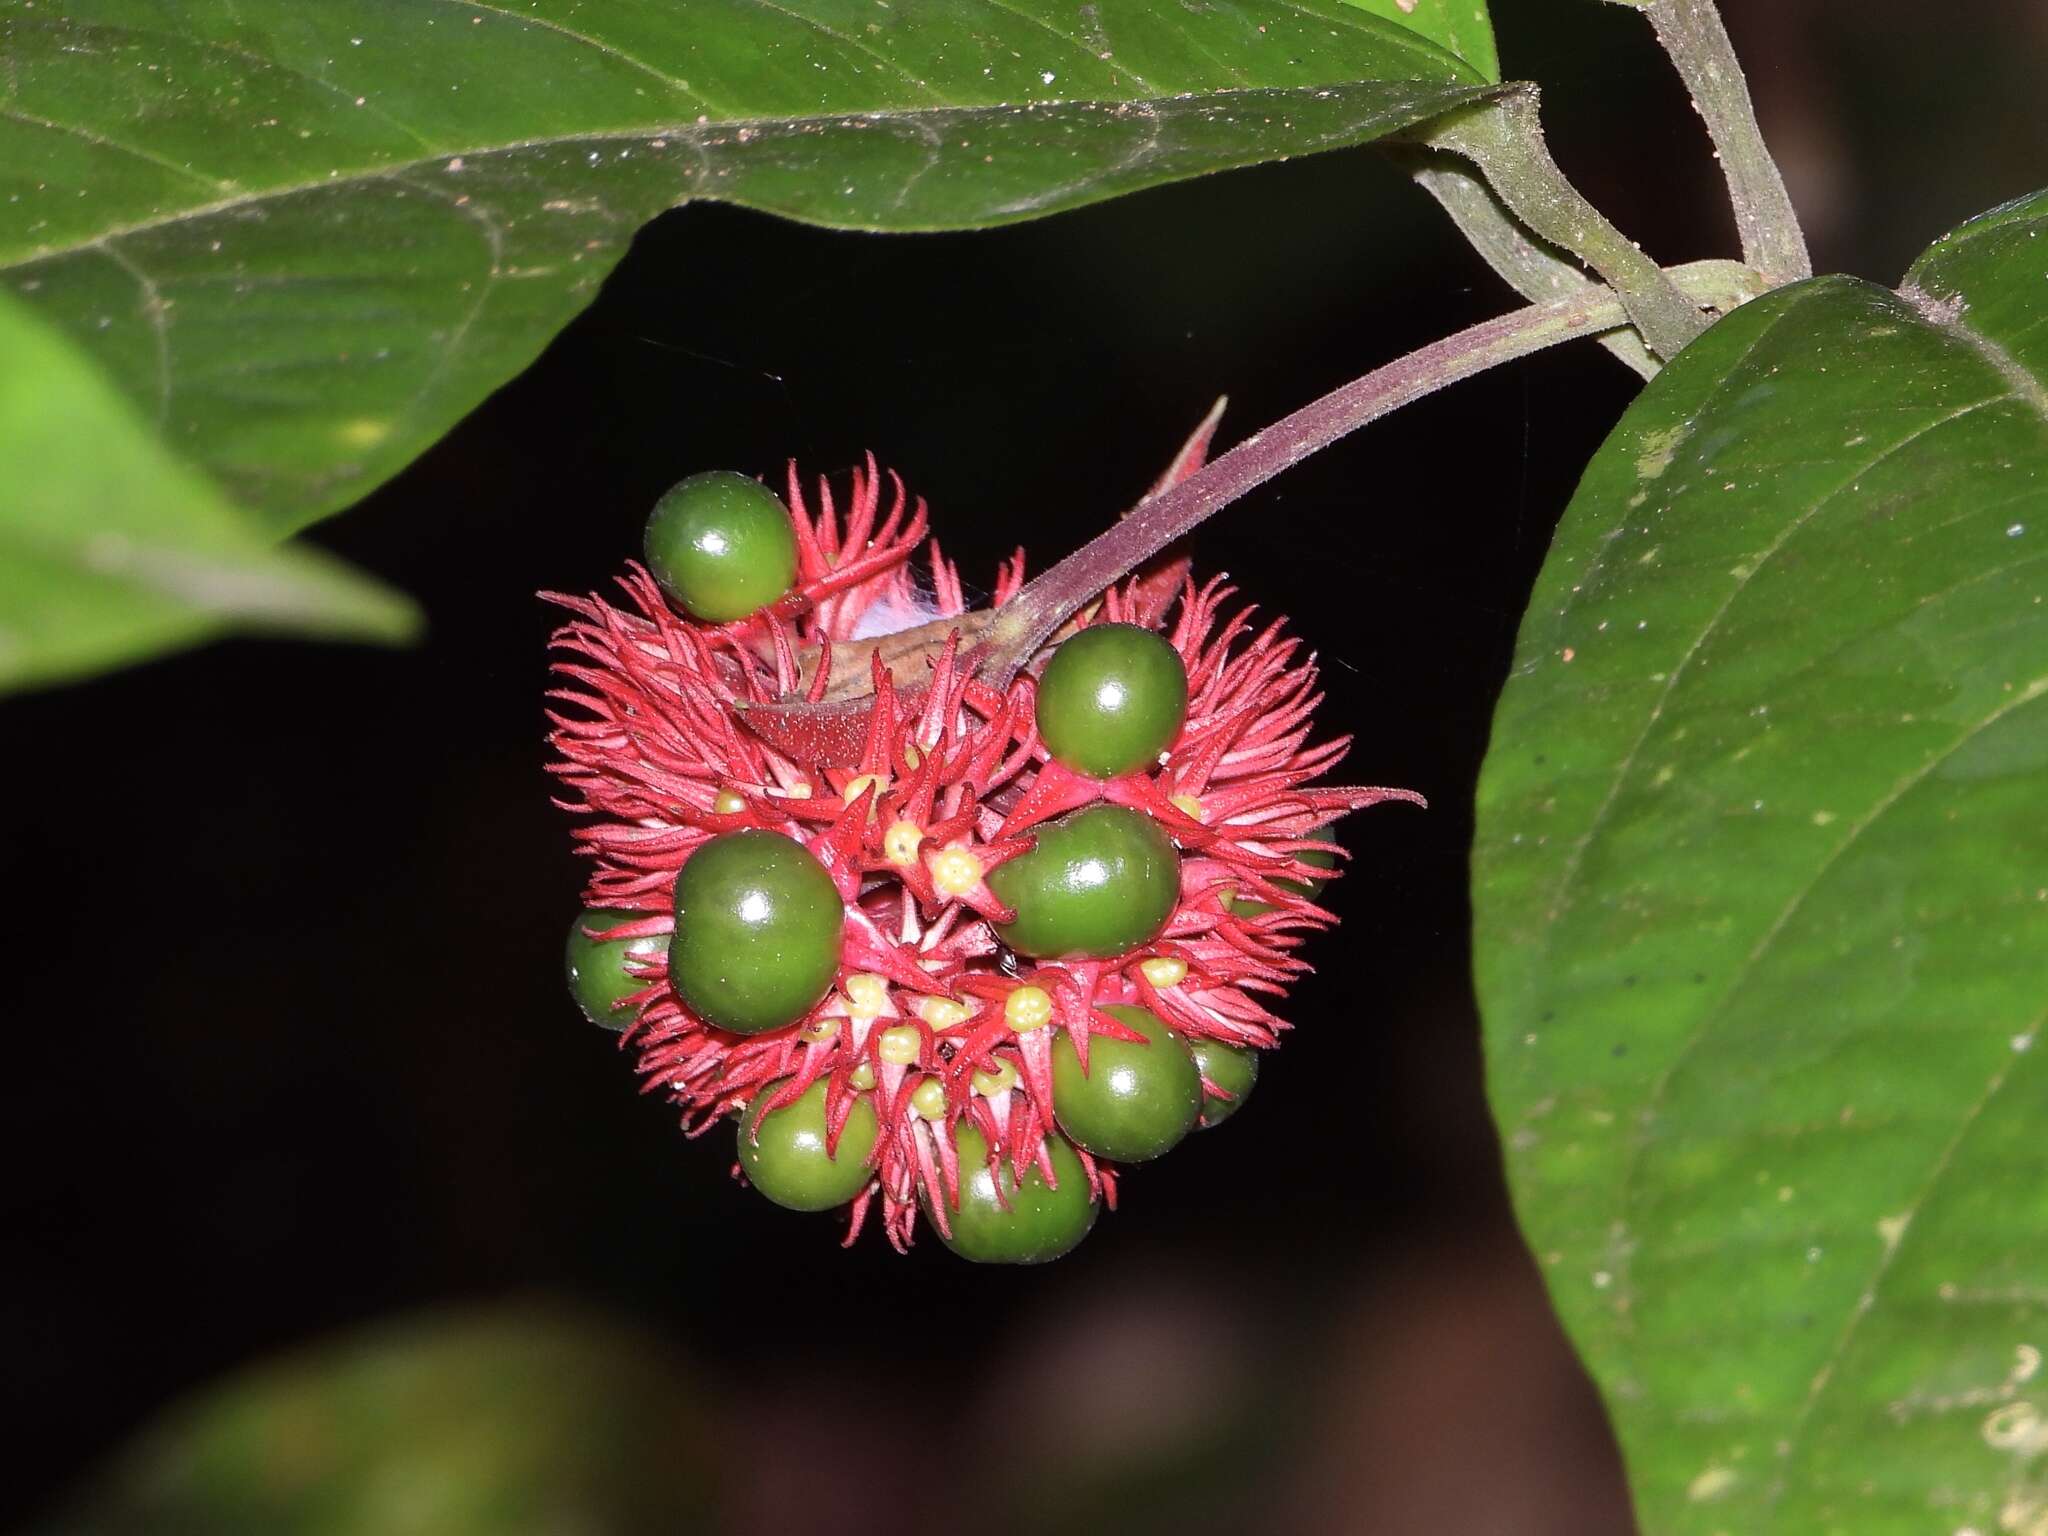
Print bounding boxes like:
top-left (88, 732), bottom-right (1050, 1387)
top-left (1638, 0), bottom-right (1811, 284)
top-left (1417, 90), bottom-right (1709, 363)
top-left (1397, 149), bottom-right (1660, 381)
top-left (981, 260), bottom-right (1758, 685)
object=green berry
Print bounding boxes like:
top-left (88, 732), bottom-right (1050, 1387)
top-left (989, 804), bottom-right (1179, 960)
top-left (564, 909), bottom-right (668, 1031)
top-left (926, 1121), bottom-right (1096, 1264)
top-left (1225, 839), bottom-right (1338, 918)
top-left (1188, 1037), bottom-right (1259, 1128)
top-left (1051, 1005), bottom-right (1200, 1162)
top-left (1035, 623), bottom-right (1189, 778)
top-left (738, 1078), bottom-right (879, 1211)
top-left (643, 470), bottom-right (798, 622)
top-left (670, 830), bottom-right (843, 1034)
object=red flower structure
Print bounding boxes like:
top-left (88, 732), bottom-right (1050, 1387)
top-left (546, 446), bottom-right (1422, 1261)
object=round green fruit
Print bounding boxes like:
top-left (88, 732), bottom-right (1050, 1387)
top-left (643, 470), bottom-right (798, 622)
top-left (738, 1078), bottom-right (879, 1211)
top-left (670, 830), bottom-right (843, 1034)
top-left (1035, 622), bottom-right (1189, 778)
top-left (1051, 1005), bottom-right (1201, 1162)
top-left (564, 909), bottom-right (669, 1031)
top-left (1225, 840), bottom-right (1338, 918)
top-left (989, 804), bottom-right (1179, 959)
top-left (1188, 1036), bottom-right (1259, 1128)
top-left (926, 1121), bottom-right (1096, 1264)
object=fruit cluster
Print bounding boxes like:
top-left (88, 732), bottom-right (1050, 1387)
top-left (549, 462), bottom-right (1420, 1262)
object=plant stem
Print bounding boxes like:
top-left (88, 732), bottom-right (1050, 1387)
top-left (1417, 90), bottom-right (1710, 362)
top-left (1638, 0), bottom-right (1811, 284)
top-left (980, 261), bottom-right (1757, 685)
top-left (1397, 149), bottom-right (1660, 381)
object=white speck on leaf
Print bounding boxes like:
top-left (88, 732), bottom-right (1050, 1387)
top-left (1687, 1467), bottom-right (1738, 1502)
top-left (1635, 423), bottom-right (1686, 480)
top-left (1982, 1400), bottom-right (2048, 1455)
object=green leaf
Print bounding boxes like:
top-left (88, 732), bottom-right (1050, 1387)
top-left (43, 1304), bottom-right (719, 1534)
top-left (1473, 188), bottom-right (2048, 1532)
top-left (0, 288), bottom-right (417, 696)
top-left (1343, 0), bottom-right (1498, 81)
top-left (1, 3), bottom-right (1493, 532)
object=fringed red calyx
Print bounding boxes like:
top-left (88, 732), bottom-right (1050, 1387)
top-left (545, 434), bottom-right (1423, 1256)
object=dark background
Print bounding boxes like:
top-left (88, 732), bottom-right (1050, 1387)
top-left (5, 2), bottom-right (2042, 1530)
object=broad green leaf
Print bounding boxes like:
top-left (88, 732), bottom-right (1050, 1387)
top-left (0, 288), bottom-right (416, 695)
top-left (1343, 0), bottom-right (1498, 81)
top-left (42, 1304), bottom-right (719, 1534)
top-left (1474, 188), bottom-right (2048, 1532)
top-left (0, 2), bottom-right (1493, 532)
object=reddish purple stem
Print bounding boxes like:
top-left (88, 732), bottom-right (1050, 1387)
top-left (979, 279), bottom-right (1665, 684)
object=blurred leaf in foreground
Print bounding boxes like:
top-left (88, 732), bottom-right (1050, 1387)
top-left (45, 1302), bottom-right (719, 1536)
top-left (0, 289), bottom-right (416, 696)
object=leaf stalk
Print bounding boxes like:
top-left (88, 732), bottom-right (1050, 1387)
top-left (1637, 0), bottom-right (1812, 284)
top-left (979, 260), bottom-right (1759, 684)
top-left (1397, 150), bottom-right (1660, 381)
top-left (1415, 90), bottom-right (1710, 363)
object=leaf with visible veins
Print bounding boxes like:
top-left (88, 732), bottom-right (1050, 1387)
top-left (1473, 187), bottom-right (2048, 1533)
top-left (2, 1), bottom-right (1496, 535)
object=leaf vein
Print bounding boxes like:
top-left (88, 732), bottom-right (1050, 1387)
top-left (0, 104), bottom-right (233, 196)
top-left (1768, 988), bottom-right (2048, 1511)
top-left (425, 0), bottom-right (724, 114)
top-left (1266, 0), bottom-right (1462, 72)
top-left (1611, 672), bottom-right (2048, 1458)
top-left (975, 0), bottom-right (1162, 94)
top-left (1528, 284), bottom-right (1837, 942)
top-left (161, 27), bottom-right (442, 154)
top-left (88, 240), bottom-right (173, 426)
top-left (1603, 387), bottom-right (2009, 1243)
top-left (5, 82), bottom-right (1475, 267)
top-left (378, 173), bottom-right (507, 456)
top-left (1908, 283), bottom-right (2048, 427)
top-left (741, 0), bottom-right (946, 102)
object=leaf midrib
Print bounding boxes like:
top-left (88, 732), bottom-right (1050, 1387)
top-left (1600, 397), bottom-right (2016, 1276)
top-left (1906, 282), bottom-right (2048, 426)
top-left (1518, 280), bottom-right (2040, 1026)
top-left (1558, 280), bottom-right (2048, 1514)
top-left (2, 77), bottom-right (1490, 268)
top-left (1602, 371), bottom-right (2043, 1228)
top-left (1507, 282), bottom-right (1830, 985)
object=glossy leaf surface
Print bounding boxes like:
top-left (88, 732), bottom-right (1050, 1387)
top-left (0, 289), bottom-right (415, 694)
top-left (1343, 0), bottom-right (1497, 80)
top-left (1, 1), bottom-right (1491, 532)
top-left (1474, 189), bottom-right (2048, 1530)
